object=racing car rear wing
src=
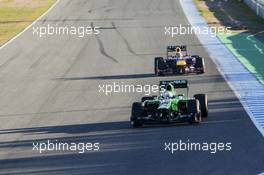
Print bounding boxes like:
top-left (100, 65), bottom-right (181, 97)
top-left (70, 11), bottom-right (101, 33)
top-left (159, 80), bottom-right (188, 89)
top-left (167, 45), bottom-right (187, 52)
top-left (159, 80), bottom-right (189, 98)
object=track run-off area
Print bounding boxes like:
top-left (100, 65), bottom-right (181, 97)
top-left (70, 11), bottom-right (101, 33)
top-left (0, 0), bottom-right (263, 174)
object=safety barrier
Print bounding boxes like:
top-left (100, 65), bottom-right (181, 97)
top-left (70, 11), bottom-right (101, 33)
top-left (244, 0), bottom-right (264, 19)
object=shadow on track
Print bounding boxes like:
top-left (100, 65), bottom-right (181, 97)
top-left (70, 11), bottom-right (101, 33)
top-left (56, 73), bottom-right (225, 81)
top-left (0, 104), bottom-right (261, 175)
top-left (56, 73), bottom-right (156, 80)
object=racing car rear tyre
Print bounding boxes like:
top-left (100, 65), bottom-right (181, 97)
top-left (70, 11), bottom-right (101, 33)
top-left (193, 55), bottom-right (205, 74)
top-left (154, 57), bottom-right (166, 76)
top-left (131, 102), bottom-right (143, 128)
top-left (187, 99), bottom-right (201, 123)
top-left (154, 57), bottom-right (161, 76)
top-left (194, 94), bottom-right (208, 118)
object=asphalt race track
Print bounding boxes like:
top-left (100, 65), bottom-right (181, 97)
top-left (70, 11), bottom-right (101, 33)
top-left (0, 0), bottom-right (264, 174)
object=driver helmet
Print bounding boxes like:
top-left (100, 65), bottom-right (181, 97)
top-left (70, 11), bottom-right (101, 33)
top-left (166, 84), bottom-right (172, 91)
top-left (161, 84), bottom-right (174, 99)
top-left (161, 91), bottom-right (172, 99)
top-left (175, 52), bottom-right (183, 59)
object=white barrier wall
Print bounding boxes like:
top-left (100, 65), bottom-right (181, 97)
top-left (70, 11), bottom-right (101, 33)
top-left (244, 0), bottom-right (264, 19)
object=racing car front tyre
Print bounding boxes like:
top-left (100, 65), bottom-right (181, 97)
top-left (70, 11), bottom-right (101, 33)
top-left (131, 102), bottom-right (143, 128)
top-left (194, 94), bottom-right (208, 118)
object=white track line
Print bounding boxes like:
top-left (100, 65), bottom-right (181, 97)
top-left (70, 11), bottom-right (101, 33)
top-left (0, 0), bottom-right (61, 50)
top-left (180, 0), bottom-right (264, 137)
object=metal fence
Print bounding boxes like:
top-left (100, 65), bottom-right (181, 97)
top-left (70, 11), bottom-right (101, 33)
top-left (244, 0), bottom-right (264, 19)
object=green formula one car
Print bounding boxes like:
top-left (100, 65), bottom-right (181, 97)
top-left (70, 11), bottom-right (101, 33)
top-left (130, 80), bottom-right (208, 127)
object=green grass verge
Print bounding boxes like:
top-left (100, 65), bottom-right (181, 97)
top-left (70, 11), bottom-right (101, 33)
top-left (194, 0), bottom-right (264, 85)
top-left (193, 0), bottom-right (264, 33)
top-left (218, 33), bottom-right (264, 84)
top-left (0, 0), bottom-right (56, 46)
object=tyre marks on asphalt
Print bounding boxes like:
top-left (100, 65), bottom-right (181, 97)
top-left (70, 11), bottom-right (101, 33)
top-left (91, 22), bottom-right (118, 63)
top-left (29, 52), bottom-right (49, 69)
top-left (111, 22), bottom-right (138, 57)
